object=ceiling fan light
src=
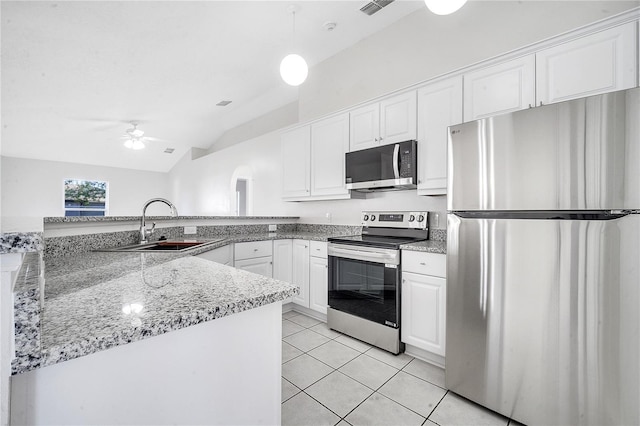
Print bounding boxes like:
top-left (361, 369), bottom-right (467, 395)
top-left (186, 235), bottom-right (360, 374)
top-left (424, 0), bottom-right (467, 15)
top-left (131, 139), bottom-right (145, 150)
top-left (124, 138), bottom-right (145, 150)
top-left (280, 53), bottom-right (308, 86)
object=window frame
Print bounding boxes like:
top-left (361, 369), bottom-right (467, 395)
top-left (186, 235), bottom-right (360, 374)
top-left (63, 178), bottom-right (109, 217)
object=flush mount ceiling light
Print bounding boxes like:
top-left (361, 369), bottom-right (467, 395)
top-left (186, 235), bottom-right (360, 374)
top-left (280, 5), bottom-right (308, 86)
top-left (424, 0), bottom-right (467, 15)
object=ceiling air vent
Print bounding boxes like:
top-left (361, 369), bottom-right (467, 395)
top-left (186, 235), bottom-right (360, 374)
top-left (360, 0), bottom-right (395, 16)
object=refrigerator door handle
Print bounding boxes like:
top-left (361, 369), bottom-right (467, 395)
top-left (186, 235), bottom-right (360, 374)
top-left (610, 209), bottom-right (640, 215)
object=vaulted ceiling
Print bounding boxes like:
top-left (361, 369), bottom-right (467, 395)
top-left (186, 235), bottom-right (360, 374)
top-left (1, 0), bottom-right (425, 172)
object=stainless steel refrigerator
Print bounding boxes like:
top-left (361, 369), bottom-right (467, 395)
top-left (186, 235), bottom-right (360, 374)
top-left (446, 87), bottom-right (639, 426)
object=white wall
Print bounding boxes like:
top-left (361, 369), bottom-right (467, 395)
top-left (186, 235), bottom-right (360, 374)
top-left (1, 156), bottom-right (171, 232)
top-left (169, 128), bottom-right (447, 226)
top-left (298, 1), bottom-right (638, 121)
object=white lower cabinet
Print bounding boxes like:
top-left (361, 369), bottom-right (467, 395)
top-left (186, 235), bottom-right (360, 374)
top-left (234, 241), bottom-right (273, 278)
top-left (234, 257), bottom-right (273, 278)
top-left (196, 244), bottom-right (233, 265)
top-left (291, 240), bottom-right (310, 307)
top-left (290, 240), bottom-right (328, 316)
top-left (401, 251), bottom-right (447, 359)
top-left (308, 241), bottom-right (328, 315)
top-left (273, 239), bottom-right (293, 303)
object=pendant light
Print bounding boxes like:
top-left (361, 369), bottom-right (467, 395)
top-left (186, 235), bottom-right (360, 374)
top-left (280, 5), bottom-right (308, 86)
top-left (424, 0), bottom-right (467, 15)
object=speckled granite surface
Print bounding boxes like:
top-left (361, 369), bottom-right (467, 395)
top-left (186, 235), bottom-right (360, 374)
top-left (0, 232), bottom-right (43, 253)
top-left (400, 240), bottom-right (447, 254)
top-left (13, 251), bottom-right (298, 375)
top-left (44, 215), bottom-right (300, 223)
top-left (13, 223), bottom-right (442, 375)
top-left (14, 226), bottom-right (361, 375)
top-left (44, 224), bottom-right (361, 259)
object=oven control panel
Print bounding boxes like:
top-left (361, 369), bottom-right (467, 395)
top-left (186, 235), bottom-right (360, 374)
top-left (361, 211), bottom-right (429, 229)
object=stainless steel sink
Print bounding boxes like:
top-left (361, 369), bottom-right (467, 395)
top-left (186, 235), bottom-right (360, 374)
top-left (97, 239), bottom-right (224, 253)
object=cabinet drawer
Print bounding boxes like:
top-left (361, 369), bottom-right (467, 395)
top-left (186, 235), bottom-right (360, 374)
top-left (402, 251), bottom-right (446, 278)
top-left (309, 240), bottom-right (327, 258)
top-left (234, 240), bottom-right (273, 261)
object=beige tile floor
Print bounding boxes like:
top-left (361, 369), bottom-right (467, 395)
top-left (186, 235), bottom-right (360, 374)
top-left (281, 310), bottom-right (525, 426)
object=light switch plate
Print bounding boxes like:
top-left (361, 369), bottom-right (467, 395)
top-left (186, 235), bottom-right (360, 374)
top-left (184, 226), bottom-right (197, 235)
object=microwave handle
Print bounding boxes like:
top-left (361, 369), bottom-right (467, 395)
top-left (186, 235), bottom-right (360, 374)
top-left (392, 144), bottom-right (400, 179)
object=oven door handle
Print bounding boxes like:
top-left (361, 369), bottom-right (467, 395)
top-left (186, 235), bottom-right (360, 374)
top-left (328, 246), bottom-right (399, 265)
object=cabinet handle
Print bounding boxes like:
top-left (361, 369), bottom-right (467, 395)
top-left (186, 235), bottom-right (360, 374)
top-left (539, 101), bottom-right (543, 106)
top-left (420, 262), bottom-right (426, 265)
top-left (254, 249), bottom-right (258, 252)
top-left (528, 104), bottom-right (533, 108)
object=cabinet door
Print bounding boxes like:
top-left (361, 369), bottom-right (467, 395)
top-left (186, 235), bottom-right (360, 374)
top-left (349, 103), bottom-right (380, 151)
top-left (401, 272), bottom-right (446, 356)
top-left (310, 113), bottom-right (350, 197)
top-left (234, 257), bottom-right (273, 278)
top-left (464, 55), bottom-right (535, 121)
top-left (196, 244), bottom-right (233, 265)
top-left (536, 22), bottom-right (637, 105)
top-left (281, 125), bottom-right (311, 198)
top-left (272, 240), bottom-right (293, 283)
top-left (291, 239), bottom-right (310, 307)
top-left (309, 256), bottom-right (328, 315)
top-left (417, 77), bottom-right (463, 195)
top-left (380, 91), bottom-right (417, 145)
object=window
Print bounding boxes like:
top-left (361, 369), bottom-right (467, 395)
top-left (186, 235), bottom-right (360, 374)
top-left (64, 179), bottom-right (108, 217)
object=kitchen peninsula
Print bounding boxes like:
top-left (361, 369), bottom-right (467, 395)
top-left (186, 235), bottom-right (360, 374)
top-left (9, 216), bottom-right (310, 426)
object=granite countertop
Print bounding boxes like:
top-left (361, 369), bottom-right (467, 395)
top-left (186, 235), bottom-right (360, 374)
top-left (10, 230), bottom-right (349, 375)
top-left (11, 228), bottom-right (445, 375)
top-left (44, 215), bottom-right (300, 223)
top-left (400, 240), bottom-right (447, 254)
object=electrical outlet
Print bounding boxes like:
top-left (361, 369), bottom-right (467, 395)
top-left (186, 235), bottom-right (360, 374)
top-left (184, 226), bottom-right (197, 235)
top-left (325, 212), bottom-right (332, 222)
top-left (268, 224), bottom-right (277, 232)
top-left (433, 213), bottom-right (439, 228)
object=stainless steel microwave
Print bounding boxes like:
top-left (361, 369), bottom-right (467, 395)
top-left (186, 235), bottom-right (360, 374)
top-left (345, 140), bottom-right (417, 192)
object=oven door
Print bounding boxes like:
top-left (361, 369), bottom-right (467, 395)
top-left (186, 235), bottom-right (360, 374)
top-left (328, 243), bottom-right (401, 328)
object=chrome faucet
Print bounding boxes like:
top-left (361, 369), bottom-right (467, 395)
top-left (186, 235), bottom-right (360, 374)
top-left (140, 198), bottom-right (178, 244)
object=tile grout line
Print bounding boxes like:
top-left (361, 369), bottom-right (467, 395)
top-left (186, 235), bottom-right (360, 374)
top-left (283, 313), bottom-right (449, 425)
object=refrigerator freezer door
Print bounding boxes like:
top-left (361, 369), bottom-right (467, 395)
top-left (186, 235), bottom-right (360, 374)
top-left (446, 213), bottom-right (639, 426)
top-left (447, 87), bottom-right (640, 211)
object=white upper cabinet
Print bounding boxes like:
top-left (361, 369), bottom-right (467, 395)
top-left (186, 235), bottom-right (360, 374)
top-left (349, 91), bottom-right (417, 151)
top-left (310, 113), bottom-right (350, 197)
top-left (463, 55), bottom-right (536, 121)
top-left (380, 91), bottom-right (417, 145)
top-left (417, 76), bottom-right (463, 196)
top-left (536, 22), bottom-right (638, 105)
top-left (281, 125), bottom-right (310, 199)
top-left (349, 103), bottom-right (380, 151)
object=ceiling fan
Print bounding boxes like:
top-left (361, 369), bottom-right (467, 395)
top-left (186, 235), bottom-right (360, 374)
top-left (121, 122), bottom-right (163, 150)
